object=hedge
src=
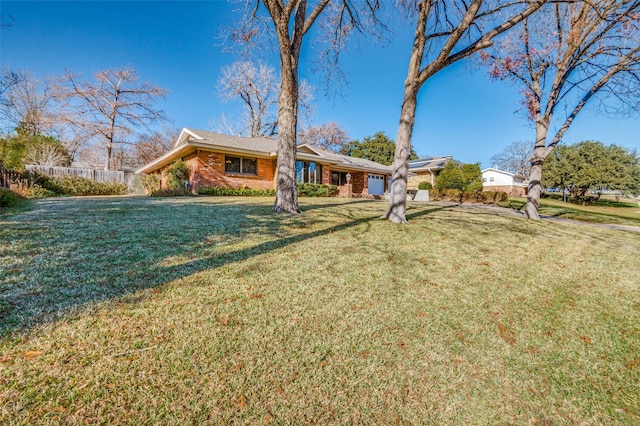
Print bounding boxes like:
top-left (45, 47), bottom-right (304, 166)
top-left (197, 183), bottom-right (338, 197)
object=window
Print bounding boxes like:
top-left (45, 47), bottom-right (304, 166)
top-left (489, 177), bottom-right (495, 182)
top-left (296, 161), bottom-right (323, 184)
top-left (225, 156), bottom-right (257, 175)
top-left (331, 171), bottom-right (349, 186)
top-left (482, 178), bottom-right (487, 183)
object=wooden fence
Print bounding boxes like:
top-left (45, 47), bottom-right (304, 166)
top-left (0, 166), bottom-right (32, 189)
top-left (25, 165), bottom-right (126, 183)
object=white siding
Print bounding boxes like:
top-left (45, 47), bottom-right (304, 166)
top-left (482, 169), bottom-right (515, 186)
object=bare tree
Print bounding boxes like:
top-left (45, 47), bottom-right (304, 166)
top-left (297, 121), bottom-right (349, 152)
top-left (482, 0), bottom-right (640, 218)
top-left (58, 67), bottom-right (169, 170)
top-left (217, 61), bottom-right (279, 137)
top-left (23, 140), bottom-right (70, 167)
top-left (131, 128), bottom-right (180, 167)
top-left (0, 69), bottom-right (57, 136)
top-left (490, 140), bottom-right (533, 178)
top-left (385, 0), bottom-right (547, 224)
top-left (233, 0), bottom-right (384, 213)
top-left (209, 111), bottom-right (245, 137)
top-left (216, 60), bottom-right (314, 137)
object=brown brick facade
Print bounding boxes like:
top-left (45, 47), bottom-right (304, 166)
top-left (351, 172), bottom-right (366, 195)
top-left (158, 150), bottom-right (276, 191)
top-left (156, 148), bottom-right (388, 197)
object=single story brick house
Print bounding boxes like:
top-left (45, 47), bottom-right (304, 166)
top-left (136, 128), bottom-right (392, 197)
top-left (481, 167), bottom-right (528, 197)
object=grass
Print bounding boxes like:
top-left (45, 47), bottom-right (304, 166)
top-left (1, 196), bottom-right (639, 424)
top-left (503, 196), bottom-right (640, 226)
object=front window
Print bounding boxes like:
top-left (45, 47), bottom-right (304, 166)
top-left (331, 171), bottom-right (349, 186)
top-left (296, 161), bottom-right (323, 184)
top-left (225, 156), bottom-right (257, 175)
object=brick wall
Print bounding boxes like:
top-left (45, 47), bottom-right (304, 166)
top-left (483, 185), bottom-right (527, 197)
top-left (351, 172), bottom-right (366, 195)
top-left (407, 171), bottom-right (435, 190)
top-left (322, 166), bottom-right (331, 185)
top-left (176, 150), bottom-right (276, 191)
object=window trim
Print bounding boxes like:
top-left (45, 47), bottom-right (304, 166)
top-left (225, 155), bottom-right (258, 176)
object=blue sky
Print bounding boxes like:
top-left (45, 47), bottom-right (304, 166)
top-left (2, 1), bottom-right (638, 168)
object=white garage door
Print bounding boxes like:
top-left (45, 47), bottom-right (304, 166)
top-left (368, 174), bottom-right (385, 195)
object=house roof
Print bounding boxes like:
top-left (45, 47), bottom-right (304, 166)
top-left (136, 128), bottom-right (392, 175)
top-left (481, 167), bottom-right (524, 179)
top-left (408, 156), bottom-right (451, 172)
top-left (182, 128), bottom-right (279, 153)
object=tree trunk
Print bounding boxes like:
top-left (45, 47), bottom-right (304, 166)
top-left (273, 64), bottom-right (300, 213)
top-left (385, 89), bottom-right (418, 224)
top-left (525, 158), bottom-right (543, 218)
top-left (384, 0), bottom-right (428, 224)
top-left (524, 121), bottom-right (550, 219)
top-left (104, 143), bottom-right (112, 171)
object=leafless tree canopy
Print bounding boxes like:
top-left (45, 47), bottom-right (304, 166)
top-left (23, 141), bottom-right (70, 167)
top-left (482, 0), bottom-right (640, 218)
top-left (217, 61), bottom-right (279, 137)
top-left (385, 0), bottom-right (547, 224)
top-left (58, 66), bottom-right (169, 170)
top-left (297, 121), bottom-right (349, 152)
top-left (216, 60), bottom-right (314, 137)
top-left (490, 140), bottom-right (533, 178)
top-left (130, 128), bottom-right (180, 168)
top-left (0, 69), bottom-right (57, 136)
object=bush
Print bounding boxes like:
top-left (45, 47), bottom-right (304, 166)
top-left (42, 176), bottom-right (128, 196)
top-left (164, 160), bottom-right (190, 191)
top-left (0, 188), bottom-right (22, 208)
top-left (297, 183), bottom-right (338, 197)
top-left (197, 186), bottom-right (276, 197)
top-left (128, 174), bottom-right (146, 195)
top-left (24, 185), bottom-right (57, 198)
top-left (417, 181), bottom-right (432, 190)
top-left (142, 174), bottom-right (161, 195)
top-left (197, 184), bottom-right (338, 197)
top-left (428, 189), bottom-right (507, 204)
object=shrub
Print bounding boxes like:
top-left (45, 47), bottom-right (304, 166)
top-left (164, 160), bottom-right (190, 191)
top-left (417, 181), bottom-right (432, 190)
top-left (0, 188), bottom-right (22, 208)
top-left (24, 185), bottom-right (57, 198)
top-left (428, 189), bottom-right (507, 204)
top-left (197, 186), bottom-right (276, 197)
top-left (142, 174), bottom-right (161, 195)
top-left (128, 174), bottom-right (146, 195)
top-left (297, 183), bottom-right (338, 197)
top-left (42, 176), bottom-right (128, 196)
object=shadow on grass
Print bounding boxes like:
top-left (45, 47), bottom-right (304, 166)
top-left (0, 197), bottom-right (451, 337)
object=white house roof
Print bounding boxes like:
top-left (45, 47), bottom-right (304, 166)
top-left (481, 167), bottom-right (524, 179)
top-left (136, 128), bottom-right (392, 175)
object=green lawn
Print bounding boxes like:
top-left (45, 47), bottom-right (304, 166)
top-left (1, 196), bottom-right (639, 424)
top-left (503, 197), bottom-right (640, 226)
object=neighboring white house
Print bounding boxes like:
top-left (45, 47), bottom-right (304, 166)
top-left (481, 167), bottom-right (528, 197)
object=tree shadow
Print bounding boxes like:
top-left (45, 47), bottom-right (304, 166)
top-left (0, 197), bottom-right (452, 337)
